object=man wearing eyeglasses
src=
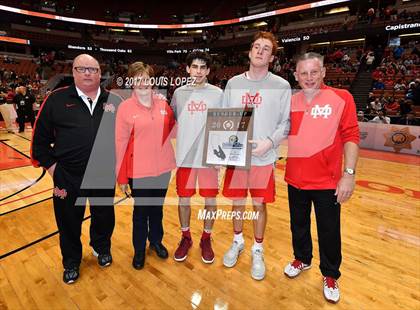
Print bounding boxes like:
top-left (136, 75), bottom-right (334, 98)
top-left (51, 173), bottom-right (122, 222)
top-left (31, 54), bottom-right (122, 284)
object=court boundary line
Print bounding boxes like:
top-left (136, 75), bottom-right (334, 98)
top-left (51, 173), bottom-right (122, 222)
top-left (0, 169), bottom-right (46, 202)
top-left (0, 197), bottom-right (52, 216)
top-left (0, 164), bottom-right (33, 172)
top-left (0, 188), bottom-right (52, 206)
top-left (0, 140), bottom-right (31, 159)
top-left (12, 133), bottom-right (31, 142)
top-left (0, 216), bottom-right (90, 260)
top-left (0, 135), bottom-right (32, 171)
top-left (0, 195), bottom-right (129, 261)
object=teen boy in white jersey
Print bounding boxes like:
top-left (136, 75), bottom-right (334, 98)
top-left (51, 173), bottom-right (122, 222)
top-left (222, 32), bottom-right (291, 280)
top-left (171, 51), bottom-right (223, 264)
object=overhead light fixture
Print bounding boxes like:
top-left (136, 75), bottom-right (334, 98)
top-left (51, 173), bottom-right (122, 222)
top-left (325, 6), bottom-right (349, 15)
top-left (311, 41), bottom-right (330, 46)
top-left (399, 32), bottom-right (420, 37)
top-left (128, 29), bottom-right (140, 33)
top-left (111, 28), bottom-right (125, 32)
top-left (255, 21), bottom-right (268, 27)
top-left (334, 38), bottom-right (365, 44)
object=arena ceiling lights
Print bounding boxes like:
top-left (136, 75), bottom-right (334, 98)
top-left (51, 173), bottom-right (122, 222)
top-left (0, 0), bottom-right (350, 30)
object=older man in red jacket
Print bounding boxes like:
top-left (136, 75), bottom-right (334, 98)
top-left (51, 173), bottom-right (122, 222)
top-left (284, 52), bottom-right (359, 304)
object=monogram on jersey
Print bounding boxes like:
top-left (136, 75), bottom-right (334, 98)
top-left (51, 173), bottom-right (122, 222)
top-left (311, 104), bottom-right (332, 119)
top-left (242, 92), bottom-right (262, 107)
top-left (187, 100), bottom-right (207, 114)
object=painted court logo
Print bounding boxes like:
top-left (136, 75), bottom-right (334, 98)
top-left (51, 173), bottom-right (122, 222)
top-left (53, 187), bottom-right (68, 199)
top-left (242, 92), bottom-right (262, 107)
top-left (187, 100), bottom-right (207, 114)
top-left (311, 104), bottom-right (332, 119)
top-left (383, 127), bottom-right (416, 153)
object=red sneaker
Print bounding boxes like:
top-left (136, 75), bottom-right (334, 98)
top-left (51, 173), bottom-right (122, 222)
top-left (200, 237), bottom-right (215, 264)
top-left (174, 237), bottom-right (193, 262)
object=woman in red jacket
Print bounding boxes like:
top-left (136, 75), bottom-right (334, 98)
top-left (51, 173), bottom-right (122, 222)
top-left (116, 62), bottom-right (176, 270)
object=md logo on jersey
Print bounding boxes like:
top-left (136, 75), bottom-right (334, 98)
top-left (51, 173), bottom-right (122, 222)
top-left (187, 100), bottom-right (207, 115)
top-left (242, 92), bottom-right (262, 107)
top-left (311, 104), bottom-right (332, 119)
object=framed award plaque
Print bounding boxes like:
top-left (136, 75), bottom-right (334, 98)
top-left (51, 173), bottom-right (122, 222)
top-left (202, 107), bottom-right (253, 169)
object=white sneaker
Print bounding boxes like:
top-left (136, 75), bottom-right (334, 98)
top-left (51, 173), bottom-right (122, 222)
top-left (323, 277), bottom-right (340, 303)
top-left (284, 259), bottom-right (311, 278)
top-left (251, 247), bottom-right (265, 281)
top-left (223, 241), bottom-right (244, 268)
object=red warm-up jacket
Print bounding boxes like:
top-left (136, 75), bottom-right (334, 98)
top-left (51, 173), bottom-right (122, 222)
top-left (285, 85), bottom-right (360, 190)
top-left (116, 92), bottom-right (176, 184)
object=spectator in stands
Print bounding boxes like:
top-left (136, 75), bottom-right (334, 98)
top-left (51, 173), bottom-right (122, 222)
top-left (34, 94), bottom-right (43, 117)
top-left (399, 112), bottom-right (419, 126)
top-left (0, 85), bottom-right (17, 133)
top-left (373, 79), bottom-right (385, 90)
top-left (400, 99), bottom-right (413, 115)
top-left (386, 66), bottom-right (396, 76)
top-left (6, 87), bottom-right (14, 103)
top-left (394, 79), bottom-right (407, 91)
top-left (370, 98), bottom-right (383, 112)
top-left (342, 53), bottom-right (350, 63)
top-left (393, 46), bottom-right (404, 60)
top-left (403, 56), bottom-right (414, 67)
top-left (367, 8), bottom-right (375, 24)
top-left (411, 46), bottom-right (420, 57)
top-left (413, 79), bottom-right (420, 106)
top-left (2, 69), bottom-right (10, 81)
top-left (357, 111), bottom-right (368, 122)
top-left (389, 7), bottom-right (398, 20)
top-left (332, 49), bottom-right (344, 62)
top-left (371, 110), bottom-right (390, 124)
top-left (367, 92), bottom-right (375, 104)
top-left (384, 98), bottom-right (400, 114)
top-left (366, 52), bottom-right (375, 71)
top-left (13, 86), bottom-right (35, 132)
top-left (372, 68), bottom-right (384, 81)
top-left (384, 77), bottom-right (394, 89)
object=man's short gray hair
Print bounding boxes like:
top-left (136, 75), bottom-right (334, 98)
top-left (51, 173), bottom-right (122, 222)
top-left (296, 52), bottom-right (324, 66)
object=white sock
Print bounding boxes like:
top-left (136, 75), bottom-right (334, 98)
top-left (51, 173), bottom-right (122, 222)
top-left (252, 241), bottom-right (263, 251)
top-left (233, 232), bottom-right (244, 244)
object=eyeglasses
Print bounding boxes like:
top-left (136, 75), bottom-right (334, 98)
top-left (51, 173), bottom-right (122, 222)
top-left (73, 67), bottom-right (99, 74)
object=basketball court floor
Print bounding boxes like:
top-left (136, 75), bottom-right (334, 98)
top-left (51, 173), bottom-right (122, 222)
top-left (0, 128), bottom-right (419, 309)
